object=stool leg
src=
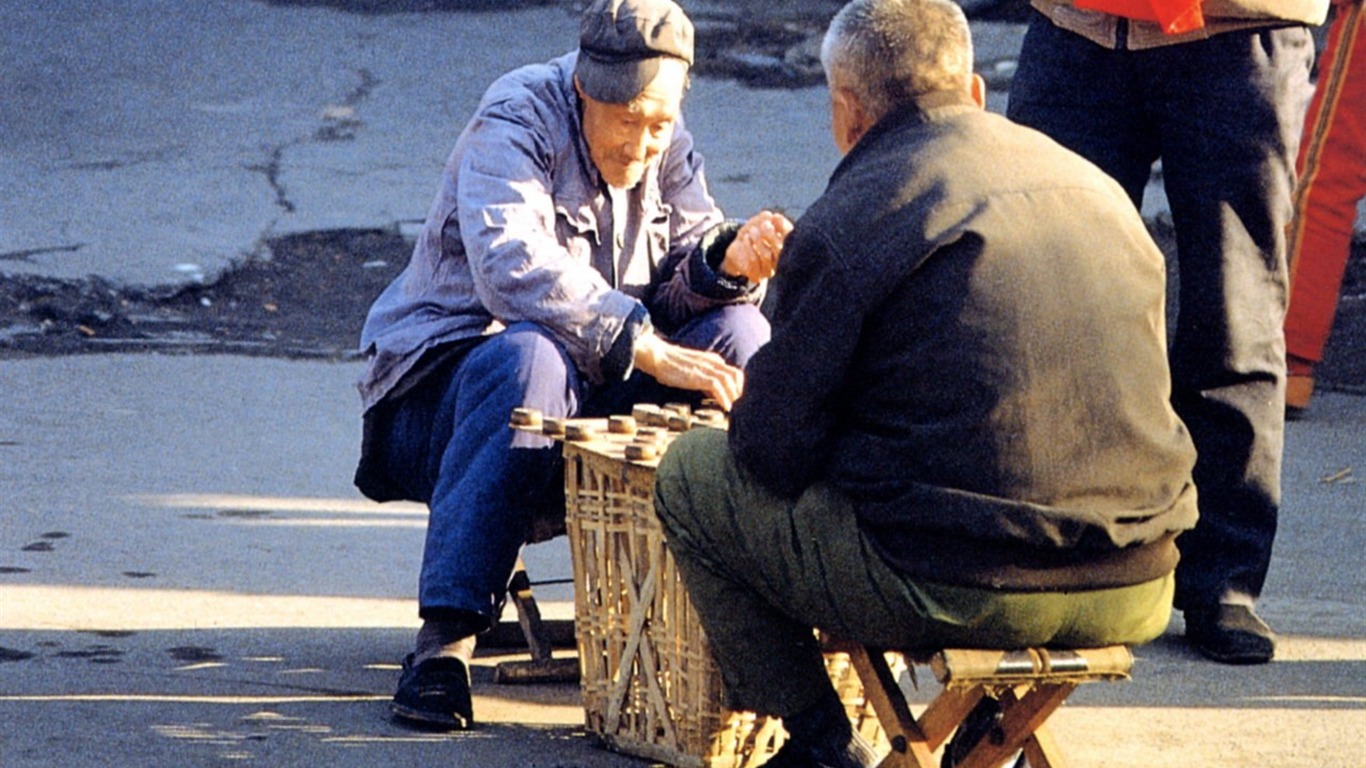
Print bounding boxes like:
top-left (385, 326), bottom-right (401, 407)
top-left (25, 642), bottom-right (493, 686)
top-left (847, 646), bottom-right (937, 768)
top-left (957, 683), bottom-right (1074, 768)
top-left (492, 558), bottom-right (580, 685)
top-left (1021, 724), bottom-right (1065, 768)
top-left (508, 562), bottom-right (553, 664)
top-left (917, 684), bottom-right (985, 751)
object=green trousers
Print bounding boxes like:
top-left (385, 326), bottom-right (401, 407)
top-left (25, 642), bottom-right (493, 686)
top-left (652, 428), bottom-right (1174, 717)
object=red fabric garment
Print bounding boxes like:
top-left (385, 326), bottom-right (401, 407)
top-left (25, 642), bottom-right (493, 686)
top-left (1285, 0), bottom-right (1366, 367)
top-left (1075, 0), bottom-right (1206, 34)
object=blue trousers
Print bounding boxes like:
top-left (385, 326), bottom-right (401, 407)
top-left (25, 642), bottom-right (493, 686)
top-left (367, 305), bottom-right (768, 623)
top-left (1007, 17), bottom-right (1316, 609)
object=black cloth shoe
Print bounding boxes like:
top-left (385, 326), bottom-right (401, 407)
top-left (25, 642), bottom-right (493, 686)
top-left (390, 653), bottom-right (474, 729)
top-left (1184, 603), bottom-right (1276, 665)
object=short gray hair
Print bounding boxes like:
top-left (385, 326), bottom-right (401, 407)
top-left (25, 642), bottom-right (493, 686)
top-left (820, 0), bottom-right (974, 120)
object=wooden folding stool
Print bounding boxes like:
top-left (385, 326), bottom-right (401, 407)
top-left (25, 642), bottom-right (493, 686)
top-left (837, 641), bottom-right (1134, 768)
top-left (491, 558), bottom-right (580, 685)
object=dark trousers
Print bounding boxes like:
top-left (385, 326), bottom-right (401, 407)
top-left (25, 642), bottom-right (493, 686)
top-left (654, 429), bottom-right (1175, 717)
top-left (363, 305), bottom-right (768, 622)
top-left (1007, 16), bottom-right (1316, 608)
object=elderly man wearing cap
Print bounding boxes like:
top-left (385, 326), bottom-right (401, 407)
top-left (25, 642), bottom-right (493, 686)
top-left (353, 0), bottom-right (792, 730)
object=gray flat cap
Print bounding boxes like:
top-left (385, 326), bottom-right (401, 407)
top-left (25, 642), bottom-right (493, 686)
top-left (574, 0), bottom-right (694, 104)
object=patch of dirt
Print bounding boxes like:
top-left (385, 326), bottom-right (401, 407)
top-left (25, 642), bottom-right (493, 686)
top-left (3, 226), bottom-right (1362, 394)
top-left (0, 229), bottom-right (407, 361)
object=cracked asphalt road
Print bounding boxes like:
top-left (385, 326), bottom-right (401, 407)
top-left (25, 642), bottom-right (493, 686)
top-left (2, 0), bottom-right (1361, 395)
top-left (0, 0), bottom-right (1019, 358)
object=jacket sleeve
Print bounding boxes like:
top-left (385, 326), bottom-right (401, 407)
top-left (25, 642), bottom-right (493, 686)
top-left (454, 98), bottom-right (642, 385)
top-left (728, 222), bottom-right (861, 497)
top-left (646, 121), bottom-right (765, 334)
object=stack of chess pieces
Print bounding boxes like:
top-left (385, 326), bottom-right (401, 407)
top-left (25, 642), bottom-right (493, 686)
top-left (509, 402), bottom-right (728, 462)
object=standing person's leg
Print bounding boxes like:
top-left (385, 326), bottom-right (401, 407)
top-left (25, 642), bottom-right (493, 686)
top-left (1153, 26), bottom-right (1316, 663)
top-left (1007, 14), bottom-right (1161, 206)
top-left (1286, 2), bottom-right (1366, 414)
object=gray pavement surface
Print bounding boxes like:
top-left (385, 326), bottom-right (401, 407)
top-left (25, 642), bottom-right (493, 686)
top-left (2, 2), bottom-right (1364, 767)
top-left (1, 0), bottom-right (842, 288)
top-left (1, 356), bottom-right (1362, 767)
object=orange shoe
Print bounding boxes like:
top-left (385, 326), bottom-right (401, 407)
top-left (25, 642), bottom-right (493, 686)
top-left (1286, 373), bottom-right (1314, 420)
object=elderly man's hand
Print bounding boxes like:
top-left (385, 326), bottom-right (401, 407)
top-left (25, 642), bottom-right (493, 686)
top-left (720, 210), bottom-right (794, 283)
top-left (633, 331), bottom-right (744, 410)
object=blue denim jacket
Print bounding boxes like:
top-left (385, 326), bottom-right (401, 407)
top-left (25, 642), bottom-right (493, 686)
top-left (357, 52), bottom-right (760, 410)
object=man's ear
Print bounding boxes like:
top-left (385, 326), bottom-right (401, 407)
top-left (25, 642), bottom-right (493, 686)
top-left (970, 73), bottom-right (987, 108)
top-left (831, 86), bottom-right (869, 154)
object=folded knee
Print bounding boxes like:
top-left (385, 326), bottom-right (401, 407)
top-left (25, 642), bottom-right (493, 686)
top-left (654, 427), bottom-right (730, 532)
top-left (465, 323), bottom-right (577, 406)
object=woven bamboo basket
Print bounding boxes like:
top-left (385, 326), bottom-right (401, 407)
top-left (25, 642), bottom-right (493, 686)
top-left (563, 440), bottom-right (896, 768)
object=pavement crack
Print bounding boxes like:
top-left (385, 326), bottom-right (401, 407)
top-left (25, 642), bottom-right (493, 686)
top-left (247, 66), bottom-right (381, 207)
top-left (342, 67), bottom-right (379, 108)
top-left (0, 647), bottom-right (37, 663)
top-left (244, 143), bottom-right (300, 214)
top-left (66, 147), bottom-right (182, 172)
top-left (0, 244), bottom-right (87, 262)
top-left (314, 67), bottom-right (378, 142)
top-left (165, 668), bottom-right (377, 698)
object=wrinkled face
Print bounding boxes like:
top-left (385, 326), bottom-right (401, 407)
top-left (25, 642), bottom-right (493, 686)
top-left (577, 58), bottom-right (688, 189)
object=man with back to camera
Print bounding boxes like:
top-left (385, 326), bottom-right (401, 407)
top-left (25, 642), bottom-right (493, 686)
top-left (652, 1), bottom-right (1199, 765)
top-left (352, 0), bottom-right (792, 730)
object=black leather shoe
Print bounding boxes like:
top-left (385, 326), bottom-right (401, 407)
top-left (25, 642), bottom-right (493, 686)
top-left (1184, 603), bottom-right (1276, 665)
top-left (390, 653), bottom-right (474, 729)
